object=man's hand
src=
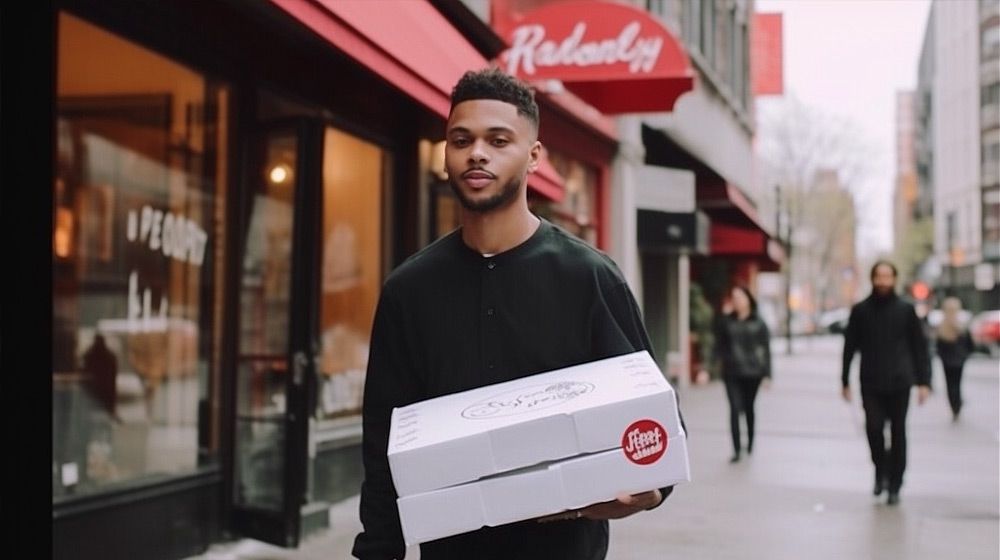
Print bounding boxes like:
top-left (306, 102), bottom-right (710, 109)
top-left (841, 386), bottom-right (852, 403)
top-left (916, 384), bottom-right (930, 405)
top-left (537, 490), bottom-right (663, 523)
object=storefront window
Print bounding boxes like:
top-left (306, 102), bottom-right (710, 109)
top-left (316, 128), bottom-right (385, 420)
top-left (53, 12), bottom-right (228, 499)
top-left (532, 151), bottom-right (599, 246)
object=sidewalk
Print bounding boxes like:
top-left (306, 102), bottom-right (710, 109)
top-left (191, 335), bottom-right (999, 559)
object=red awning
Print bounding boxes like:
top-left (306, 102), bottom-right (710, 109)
top-left (710, 222), bottom-right (767, 256)
top-left (269, 0), bottom-right (565, 202)
top-left (271, 0), bottom-right (479, 118)
top-left (531, 155), bottom-right (565, 202)
top-left (698, 181), bottom-right (772, 235)
top-left (494, 0), bottom-right (695, 114)
top-left (698, 181), bottom-right (781, 269)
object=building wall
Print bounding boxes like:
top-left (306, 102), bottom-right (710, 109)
top-left (932, 0), bottom-right (982, 266)
top-left (642, 0), bottom-right (756, 199)
top-left (916, 7), bottom-right (935, 221)
top-left (980, 0), bottom-right (1000, 262)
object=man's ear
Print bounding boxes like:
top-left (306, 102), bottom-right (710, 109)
top-left (527, 141), bottom-right (542, 173)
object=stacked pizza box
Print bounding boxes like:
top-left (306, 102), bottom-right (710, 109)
top-left (387, 350), bottom-right (691, 546)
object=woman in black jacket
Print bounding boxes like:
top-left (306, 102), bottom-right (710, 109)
top-left (714, 286), bottom-right (772, 463)
top-left (934, 297), bottom-right (974, 421)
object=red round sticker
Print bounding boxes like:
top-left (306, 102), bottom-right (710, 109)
top-left (621, 419), bottom-right (668, 465)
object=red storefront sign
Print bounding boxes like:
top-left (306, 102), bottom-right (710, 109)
top-left (495, 1), bottom-right (695, 114)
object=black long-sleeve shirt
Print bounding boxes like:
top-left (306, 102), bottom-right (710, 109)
top-left (352, 219), bottom-right (678, 560)
top-left (841, 292), bottom-right (931, 393)
top-left (713, 313), bottom-right (772, 380)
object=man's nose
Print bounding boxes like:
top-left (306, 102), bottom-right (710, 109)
top-left (468, 139), bottom-right (489, 164)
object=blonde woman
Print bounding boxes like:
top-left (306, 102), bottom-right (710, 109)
top-left (935, 297), bottom-right (975, 421)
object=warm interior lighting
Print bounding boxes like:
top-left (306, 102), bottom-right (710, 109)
top-left (269, 163), bottom-right (292, 185)
top-left (55, 207), bottom-right (74, 258)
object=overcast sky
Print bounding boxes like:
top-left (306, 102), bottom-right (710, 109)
top-left (755, 0), bottom-right (932, 258)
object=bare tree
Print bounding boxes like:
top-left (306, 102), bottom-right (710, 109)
top-left (756, 96), bottom-right (878, 350)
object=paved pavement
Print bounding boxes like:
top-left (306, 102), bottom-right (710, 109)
top-left (190, 335), bottom-right (1000, 559)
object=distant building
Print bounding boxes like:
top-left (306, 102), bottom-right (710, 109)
top-left (919, 0), bottom-right (1000, 309)
top-left (795, 169), bottom-right (857, 314)
top-left (980, 0), bottom-right (1000, 266)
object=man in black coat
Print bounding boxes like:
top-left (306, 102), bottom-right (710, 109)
top-left (841, 260), bottom-right (931, 505)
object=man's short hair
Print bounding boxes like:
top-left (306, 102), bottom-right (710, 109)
top-left (870, 259), bottom-right (898, 280)
top-left (450, 67), bottom-right (539, 131)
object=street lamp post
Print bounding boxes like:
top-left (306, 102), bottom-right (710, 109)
top-left (776, 184), bottom-right (794, 355)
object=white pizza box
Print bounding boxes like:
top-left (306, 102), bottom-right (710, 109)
top-left (387, 350), bottom-right (683, 497)
top-left (397, 421), bottom-right (690, 546)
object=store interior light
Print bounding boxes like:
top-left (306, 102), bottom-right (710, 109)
top-left (55, 207), bottom-right (74, 258)
top-left (269, 163), bottom-right (292, 185)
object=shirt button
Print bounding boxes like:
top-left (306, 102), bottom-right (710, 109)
top-left (487, 308), bottom-right (495, 316)
top-left (487, 261), bottom-right (496, 270)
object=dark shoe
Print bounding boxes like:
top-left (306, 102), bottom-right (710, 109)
top-left (729, 453), bottom-right (741, 463)
top-left (886, 492), bottom-right (900, 505)
top-left (873, 478), bottom-right (885, 496)
top-left (747, 443), bottom-right (753, 456)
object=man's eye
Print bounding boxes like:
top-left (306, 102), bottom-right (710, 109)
top-left (491, 138), bottom-right (509, 147)
top-left (450, 138), bottom-right (470, 147)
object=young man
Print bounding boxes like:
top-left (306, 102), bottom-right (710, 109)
top-left (352, 68), bottom-right (677, 559)
top-left (841, 260), bottom-right (931, 506)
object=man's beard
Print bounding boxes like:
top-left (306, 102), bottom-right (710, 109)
top-left (873, 285), bottom-right (895, 299)
top-left (449, 174), bottom-right (523, 213)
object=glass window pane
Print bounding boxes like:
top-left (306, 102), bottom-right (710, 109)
top-left (317, 127), bottom-right (385, 419)
top-left (53, 11), bottom-right (227, 499)
top-left (531, 151), bottom-right (598, 246)
top-left (233, 130), bottom-right (298, 510)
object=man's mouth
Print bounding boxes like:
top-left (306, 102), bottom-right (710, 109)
top-left (462, 169), bottom-right (495, 189)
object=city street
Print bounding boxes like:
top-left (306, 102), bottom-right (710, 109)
top-left (194, 335), bottom-right (999, 560)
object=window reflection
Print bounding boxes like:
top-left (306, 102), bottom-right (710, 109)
top-left (317, 127), bottom-right (384, 420)
top-left (52, 12), bottom-right (227, 498)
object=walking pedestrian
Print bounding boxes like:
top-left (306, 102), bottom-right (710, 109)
top-left (352, 67), bottom-right (679, 560)
top-left (714, 285), bottom-right (771, 463)
top-left (841, 260), bottom-right (931, 505)
top-left (934, 297), bottom-right (974, 421)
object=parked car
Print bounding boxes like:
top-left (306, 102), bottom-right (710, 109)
top-left (969, 310), bottom-right (1000, 357)
top-left (817, 307), bottom-right (850, 334)
top-left (926, 308), bottom-right (972, 328)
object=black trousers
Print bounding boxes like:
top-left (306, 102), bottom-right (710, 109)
top-left (943, 364), bottom-right (965, 415)
top-left (861, 389), bottom-right (910, 493)
top-left (724, 377), bottom-right (763, 455)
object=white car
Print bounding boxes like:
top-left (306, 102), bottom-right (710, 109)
top-left (926, 309), bottom-right (972, 329)
top-left (818, 308), bottom-right (850, 334)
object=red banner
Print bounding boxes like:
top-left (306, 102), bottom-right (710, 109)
top-left (751, 13), bottom-right (784, 96)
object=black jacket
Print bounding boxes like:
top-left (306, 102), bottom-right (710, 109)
top-left (352, 220), bottom-right (678, 560)
top-left (714, 313), bottom-right (772, 380)
top-left (935, 330), bottom-right (974, 369)
top-left (841, 292), bottom-right (931, 393)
